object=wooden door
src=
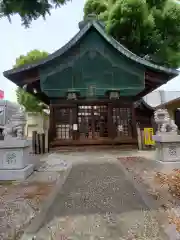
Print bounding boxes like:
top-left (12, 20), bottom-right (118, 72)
top-left (78, 105), bottom-right (93, 139)
top-left (55, 106), bottom-right (76, 140)
top-left (94, 105), bottom-right (108, 139)
top-left (112, 106), bottom-right (133, 139)
top-left (78, 104), bottom-right (108, 140)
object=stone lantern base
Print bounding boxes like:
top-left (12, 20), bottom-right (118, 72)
top-left (153, 134), bottom-right (180, 162)
top-left (0, 139), bottom-right (34, 180)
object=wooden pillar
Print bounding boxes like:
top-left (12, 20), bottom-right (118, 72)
top-left (137, 124), bottom-right (143, 150)
top-left (32, 131), bottom-right (37, 154)
top-left (49, 104), bottom-right (56, 143)
top-left (91, 105), bottom-right (95, 139)
top-left (131, 103), bottom-right (138, 140)
top-left (71, 104), bottom-right (78, 140)
top-left (108, 103), bottom-right (115, 138)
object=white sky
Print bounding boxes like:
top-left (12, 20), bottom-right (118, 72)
top-left (0, 0), bottom-right (179, 103)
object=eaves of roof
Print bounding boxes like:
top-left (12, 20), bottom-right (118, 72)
top-left (134, 98), bottom-right (155, 110)
top-left (3, 20), bottom-right (179, 79)
top-left (155, 97), bottom-right (180, 109)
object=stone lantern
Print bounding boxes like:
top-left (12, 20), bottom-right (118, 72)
top-left (0, 107), bottom-right (36, 180)
top-left (153, 108), bottom-right (180, 162)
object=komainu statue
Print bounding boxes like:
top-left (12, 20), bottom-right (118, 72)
top-left (3, 107), bottom-right (27, 140)
top-left (154, 108), bottom-right (178, 134)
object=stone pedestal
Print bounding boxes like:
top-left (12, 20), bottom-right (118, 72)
top-left (153, 134), bottom-right (180, 162)
top-left (0, 139), bottom-right (34, 180)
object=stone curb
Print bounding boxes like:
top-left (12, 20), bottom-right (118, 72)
top-left (117, 158), bottom-right (169, 240)
top-left (20, 166), bottom-right (72, 240)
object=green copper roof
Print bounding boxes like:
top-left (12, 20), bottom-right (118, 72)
top-left (3, 20), bottom-right (179, 78)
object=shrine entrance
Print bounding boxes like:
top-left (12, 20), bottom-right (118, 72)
top-left (52, 100), bottom-right (136, 146)
top-left (112, 106), bottom-right (133, 139)
top-left (78, 105), bottom-right (108, 140)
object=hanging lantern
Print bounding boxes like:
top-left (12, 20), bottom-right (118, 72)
top-left (67, 92), bottom-right (77, 100)
top-left (109, 91), bottom-right (120, 99)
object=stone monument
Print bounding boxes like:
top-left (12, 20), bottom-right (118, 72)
top-left (0, 108), bottom-right (34, 180)
top-left (153, 108), bottom-right (180, 162)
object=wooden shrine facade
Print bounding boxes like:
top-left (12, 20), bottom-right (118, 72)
top-left (3, 16), bottom-right (179, 148)
top-left (49, 98), bottom-right (137, 147)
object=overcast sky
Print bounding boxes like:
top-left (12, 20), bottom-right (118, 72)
top-left (0, 0), bottom-right (179, 103)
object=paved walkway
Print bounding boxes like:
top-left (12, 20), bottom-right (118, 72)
top-left (34, 150), bottom-right (166, 240)
top-left (41, 149), bottom-right (156, 165)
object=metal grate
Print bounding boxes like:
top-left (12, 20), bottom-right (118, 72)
top-left (112, 107), bottom-right (132, 137)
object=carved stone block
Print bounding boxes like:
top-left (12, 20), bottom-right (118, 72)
top-left (0, 139), bottom-right (34, 180)
top-left (0, 140), bottom-right (31, 169)
top-left (153, 134), bottom-right (180, 162)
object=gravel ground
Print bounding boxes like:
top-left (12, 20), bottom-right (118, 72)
top-left (36, 161), bottom-right (166, 240)
top-left (0, 159), bottom-right (71, 240)
top-left (0, 150), bottom-right (174, 240)
top-left (117, 156), bottom-right (180, 240)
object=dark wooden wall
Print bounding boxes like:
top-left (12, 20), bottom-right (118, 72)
top-left (48, 98), bottom-right (138, 147)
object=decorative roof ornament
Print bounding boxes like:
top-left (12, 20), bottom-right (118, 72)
top-left (86, 13), bottom-right (97, 20)
top-left (79, 14), bottom-right (97, 30)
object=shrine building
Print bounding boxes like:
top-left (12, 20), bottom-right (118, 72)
top-left (3, 16), bottom-right (179, 148)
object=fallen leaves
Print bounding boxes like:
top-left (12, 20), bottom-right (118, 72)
top-left (167, 170), bottom-right (180, 198)
top-left (118, 156), bottom-right (180, 234)
top-left (154, 170), bottom-right (180, 199)
top-left (154, 172), bottom-right (168, 186)
top-left (168, 214), bottom-right (180, 232)
top-left (118, 156), bottom-right (144, 163)
top-left (22, 182), bottom-right (53, 200)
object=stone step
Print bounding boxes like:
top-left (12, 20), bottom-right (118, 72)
top-left (50, 144), bottom-right (137, 152)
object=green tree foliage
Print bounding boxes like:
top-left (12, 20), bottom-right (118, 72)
top-left (16, 87), bottom-right (44, 113)
top-left (84, 0), bottom-right (180, 68)
top-left (14, 50), bottom-right (49, 67)
top-left (15, 50), bottom-right (48, 112)
top-left (0, 0), bottom-right (70, 27)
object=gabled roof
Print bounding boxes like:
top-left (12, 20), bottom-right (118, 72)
top-left (134, 98), bottom-right (154, 111)
top-left (3, 20), bottom-right (179, 79)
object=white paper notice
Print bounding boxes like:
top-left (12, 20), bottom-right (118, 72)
top-left (73, 124), bottom-right (78, 130)
top-left (118, 125), bottom-right (123, 132)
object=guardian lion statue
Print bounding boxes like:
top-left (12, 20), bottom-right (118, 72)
top-left (3, 107), bottom-right (27, 140)
top-left (154, 108), bottom-right (178, 134)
